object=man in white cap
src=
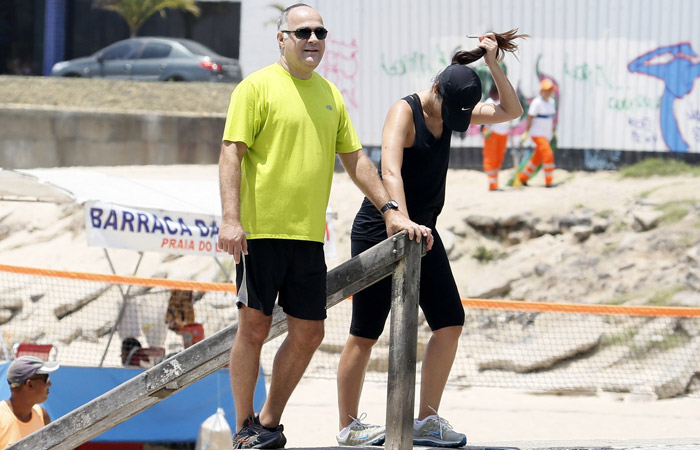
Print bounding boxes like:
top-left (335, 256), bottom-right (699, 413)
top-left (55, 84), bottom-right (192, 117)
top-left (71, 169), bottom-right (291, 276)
top-left (1, 356), bottom-right (59, 448)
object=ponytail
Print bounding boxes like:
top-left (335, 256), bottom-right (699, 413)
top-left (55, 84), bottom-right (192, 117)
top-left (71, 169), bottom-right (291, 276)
top-left (451, 28), bottom-right (529, 65)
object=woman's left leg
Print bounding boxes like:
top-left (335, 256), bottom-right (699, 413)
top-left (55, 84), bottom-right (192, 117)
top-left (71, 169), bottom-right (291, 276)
top-left (417, 325), bottom-right (462, 419)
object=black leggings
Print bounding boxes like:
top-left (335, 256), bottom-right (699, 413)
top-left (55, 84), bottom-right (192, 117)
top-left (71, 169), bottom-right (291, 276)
top-left (349, 230), bottom-right (465, 339)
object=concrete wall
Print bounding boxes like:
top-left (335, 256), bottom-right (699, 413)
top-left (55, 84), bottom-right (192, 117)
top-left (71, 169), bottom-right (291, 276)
top-left (0, 106), bottom-right (225, 169)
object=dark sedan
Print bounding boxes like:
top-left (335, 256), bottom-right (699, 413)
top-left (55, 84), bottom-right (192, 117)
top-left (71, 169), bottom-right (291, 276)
top-left (50, 37), bottom-right (242, 82)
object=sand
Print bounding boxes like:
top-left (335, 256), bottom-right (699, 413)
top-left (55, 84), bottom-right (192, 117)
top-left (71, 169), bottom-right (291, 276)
top-left (282, 377), bottom-right (700, 447)
top-left (2, 164), bottom-right (700, 448)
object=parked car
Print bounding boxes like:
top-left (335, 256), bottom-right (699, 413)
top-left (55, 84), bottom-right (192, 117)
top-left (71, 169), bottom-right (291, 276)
top-left (50, 37), bottom-right (242, 82)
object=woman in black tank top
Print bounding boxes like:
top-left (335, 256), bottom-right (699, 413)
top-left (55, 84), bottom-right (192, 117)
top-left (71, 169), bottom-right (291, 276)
top-left (338, 31), bottom-right (527, 447)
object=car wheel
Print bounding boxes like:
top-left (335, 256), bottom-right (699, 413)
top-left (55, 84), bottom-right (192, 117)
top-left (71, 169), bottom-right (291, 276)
top-left (166, 76), bottom-right (184, 82)
top-left (64, 73), bottom-right (82, 78)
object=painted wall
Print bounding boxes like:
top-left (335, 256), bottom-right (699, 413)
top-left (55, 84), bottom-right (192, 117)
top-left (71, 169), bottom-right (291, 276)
top-left (239, 0), bottom-right (700, 153)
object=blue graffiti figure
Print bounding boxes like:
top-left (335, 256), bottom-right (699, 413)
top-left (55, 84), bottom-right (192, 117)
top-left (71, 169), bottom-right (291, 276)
top-left (628, 42), bottom-right (700, 152)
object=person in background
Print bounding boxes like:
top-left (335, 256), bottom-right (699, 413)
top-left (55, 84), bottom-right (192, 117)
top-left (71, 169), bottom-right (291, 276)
top-left (518, 78), bottom-right (557, 187)
top-left (481, 83), bottom-right (513, 191)
top-left (337, 30), bottom-right (525, 447)
top-left (120, 337), bottom-right (143, 367)
top-left (1, 356), bottom-right (59, 448)
top-left (217, 3), bottom-right (428, 449)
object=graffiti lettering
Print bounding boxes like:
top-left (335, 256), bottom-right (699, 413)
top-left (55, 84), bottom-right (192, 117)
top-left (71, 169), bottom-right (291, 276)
top-left (380, 45), bottom-right (453, 77)
top-left (318, 38), bottom-right (360, 109)
top-left (583, 149), bottom-right (622, 171)
top-left (381, 52), bottom-right (428, 76)
top-left (627, 116), bottom-right (653, 129)
top-left (687, 108), bottom-right (700, 142)
top-left (627, 116), bottom-right (658, 144)
top-left (564, 54), bottom-right (618, 89)
top-left (608, 95), bottom-right (661, 111)
top-left (630, 130), bottom-right (658, 144)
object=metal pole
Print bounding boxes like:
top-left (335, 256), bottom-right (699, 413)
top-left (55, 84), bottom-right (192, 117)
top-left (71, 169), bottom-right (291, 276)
top-left (213, 256), bottom-right (231, 282)
top-left (98, 250), bottom-right (144, 367)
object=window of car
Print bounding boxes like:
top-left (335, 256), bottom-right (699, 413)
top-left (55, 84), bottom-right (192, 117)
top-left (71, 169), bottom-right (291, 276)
top-left (177, 40), bottom-right (215, 57)
top-left (140, 42), bottom-right (172, 59)
top-left (101, 41), bottom-right (142, 61)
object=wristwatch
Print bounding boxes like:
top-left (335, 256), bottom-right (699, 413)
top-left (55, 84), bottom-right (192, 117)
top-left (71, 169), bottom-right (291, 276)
top-left (380, 200), bottom-right (399, 214)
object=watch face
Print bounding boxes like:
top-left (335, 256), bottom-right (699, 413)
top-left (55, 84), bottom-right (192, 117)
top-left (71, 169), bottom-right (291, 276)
top-left (382, 200), bottom-right (399, 214)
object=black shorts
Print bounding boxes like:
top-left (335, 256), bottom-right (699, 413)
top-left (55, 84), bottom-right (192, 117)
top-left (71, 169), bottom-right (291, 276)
top-left (350, 230), bottom-right (465, 339)
top-left (235, 239), bottom-right (327, 320)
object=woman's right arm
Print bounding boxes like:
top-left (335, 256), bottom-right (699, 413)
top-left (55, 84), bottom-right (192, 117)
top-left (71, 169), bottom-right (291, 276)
top-left (470, 33), bottom-right (523, 125)
top-left (376, 99), bottom-right (434, 250)
top-left (380, 100), bottom-right (414, 219)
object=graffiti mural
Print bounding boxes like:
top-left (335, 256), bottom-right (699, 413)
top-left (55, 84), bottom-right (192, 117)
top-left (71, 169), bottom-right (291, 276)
top-left (240, 1), bottom-right (700, 152)
top-left (380, 44), bottom-right (455, 78)
top-left (583, 149), bottom-right (622, 171)
top-left (317, 38), bottom-right (360, 110)
top-left (628, 43), bottom-right (700, 152)
top-left (564, 52), bottom-right (619, 89)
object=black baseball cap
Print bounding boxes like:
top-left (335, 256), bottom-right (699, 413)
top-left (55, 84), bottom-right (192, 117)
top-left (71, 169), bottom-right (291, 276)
top-left (438, 64), bottom-right (482, 132)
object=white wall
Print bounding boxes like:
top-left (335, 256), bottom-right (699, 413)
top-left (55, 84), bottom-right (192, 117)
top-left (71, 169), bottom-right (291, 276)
top-left (239, 0), bottom-right (700, 153)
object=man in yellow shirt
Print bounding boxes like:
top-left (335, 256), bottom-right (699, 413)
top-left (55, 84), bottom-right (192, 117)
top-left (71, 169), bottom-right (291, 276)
top-left (1, 356), bottom-right (59, 448)
top-left (217, 3), bottom-right (429, 449)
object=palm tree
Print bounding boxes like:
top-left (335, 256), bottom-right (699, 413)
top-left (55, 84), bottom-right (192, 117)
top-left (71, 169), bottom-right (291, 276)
top-left (93, 0), bottom-right (201, 37)
top-left (266, 3), bottom-right (285, 26)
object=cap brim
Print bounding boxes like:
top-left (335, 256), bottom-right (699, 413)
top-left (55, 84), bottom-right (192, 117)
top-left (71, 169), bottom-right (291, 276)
top-left (442, 102), bottom-right (472, 132)
top-left (36, 361), bottom-right (60, 374)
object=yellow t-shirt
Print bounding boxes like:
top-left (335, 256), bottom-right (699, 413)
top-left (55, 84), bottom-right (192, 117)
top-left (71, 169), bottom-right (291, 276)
top-left (222, 63), bottom-right (361, 243)
top-left (0, 401), bottom-right (45, 448)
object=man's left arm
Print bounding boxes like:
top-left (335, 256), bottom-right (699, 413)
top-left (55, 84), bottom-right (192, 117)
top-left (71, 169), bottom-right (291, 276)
top-left (337, 150), bottom-right (431, 247)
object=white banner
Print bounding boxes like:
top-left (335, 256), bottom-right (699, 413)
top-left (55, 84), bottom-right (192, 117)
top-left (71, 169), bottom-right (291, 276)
top-left (85, 200), bottom-right (224, 257)
top-left (85, 200), bottom-right (338, 259)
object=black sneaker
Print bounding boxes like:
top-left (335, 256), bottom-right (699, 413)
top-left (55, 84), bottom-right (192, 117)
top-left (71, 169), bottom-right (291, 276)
top-left (232, 416), bottom-right (287, 449)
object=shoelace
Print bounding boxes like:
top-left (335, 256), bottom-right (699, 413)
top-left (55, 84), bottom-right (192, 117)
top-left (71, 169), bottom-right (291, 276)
top-left (348, 412), bottom-right (374, 430)
top-left (427, 405), bottom-right (454, 439)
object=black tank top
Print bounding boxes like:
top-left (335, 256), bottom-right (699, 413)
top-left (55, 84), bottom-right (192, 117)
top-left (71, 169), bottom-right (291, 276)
top-left (351, 93), bottom-right (453, 242)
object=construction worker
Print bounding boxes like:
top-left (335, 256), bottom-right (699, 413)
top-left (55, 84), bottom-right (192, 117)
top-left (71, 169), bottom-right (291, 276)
top-left (519, 78), bottom-right (557, 187)
top-left (481, 83), bottom-right (512, 191)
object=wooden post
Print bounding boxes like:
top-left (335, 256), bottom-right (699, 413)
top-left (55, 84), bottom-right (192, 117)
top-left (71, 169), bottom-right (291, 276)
top-left (385, 235), bottom-right (423, 450)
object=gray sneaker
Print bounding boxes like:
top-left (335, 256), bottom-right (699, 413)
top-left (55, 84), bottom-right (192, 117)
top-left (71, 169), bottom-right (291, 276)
top-left (336, 413), bottom-right (386, 446)
top-left (413, 408), bottom-right (466, 448)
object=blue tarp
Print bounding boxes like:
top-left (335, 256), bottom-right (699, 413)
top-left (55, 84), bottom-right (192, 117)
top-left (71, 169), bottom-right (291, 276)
top-left (0, 363), bottom-right (266, 442)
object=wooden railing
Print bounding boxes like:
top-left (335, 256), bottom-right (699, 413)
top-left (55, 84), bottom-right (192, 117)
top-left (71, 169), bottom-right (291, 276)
top-left (9, 231), bottom-right (425, 450)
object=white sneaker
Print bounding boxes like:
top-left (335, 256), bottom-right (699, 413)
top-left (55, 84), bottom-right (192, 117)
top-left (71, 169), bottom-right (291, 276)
top-left (336, 413), bottom-right (386, 446)
top-left (413, 407), bottom-right (466, 448)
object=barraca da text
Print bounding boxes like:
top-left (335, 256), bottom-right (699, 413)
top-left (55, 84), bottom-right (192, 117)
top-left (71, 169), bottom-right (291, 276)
top-left (89, 207), bottom-right (219, 237)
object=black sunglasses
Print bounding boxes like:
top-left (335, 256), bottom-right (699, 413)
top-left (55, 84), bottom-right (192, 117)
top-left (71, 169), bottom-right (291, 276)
top-left (281, 27), bottom-right (328, 40)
